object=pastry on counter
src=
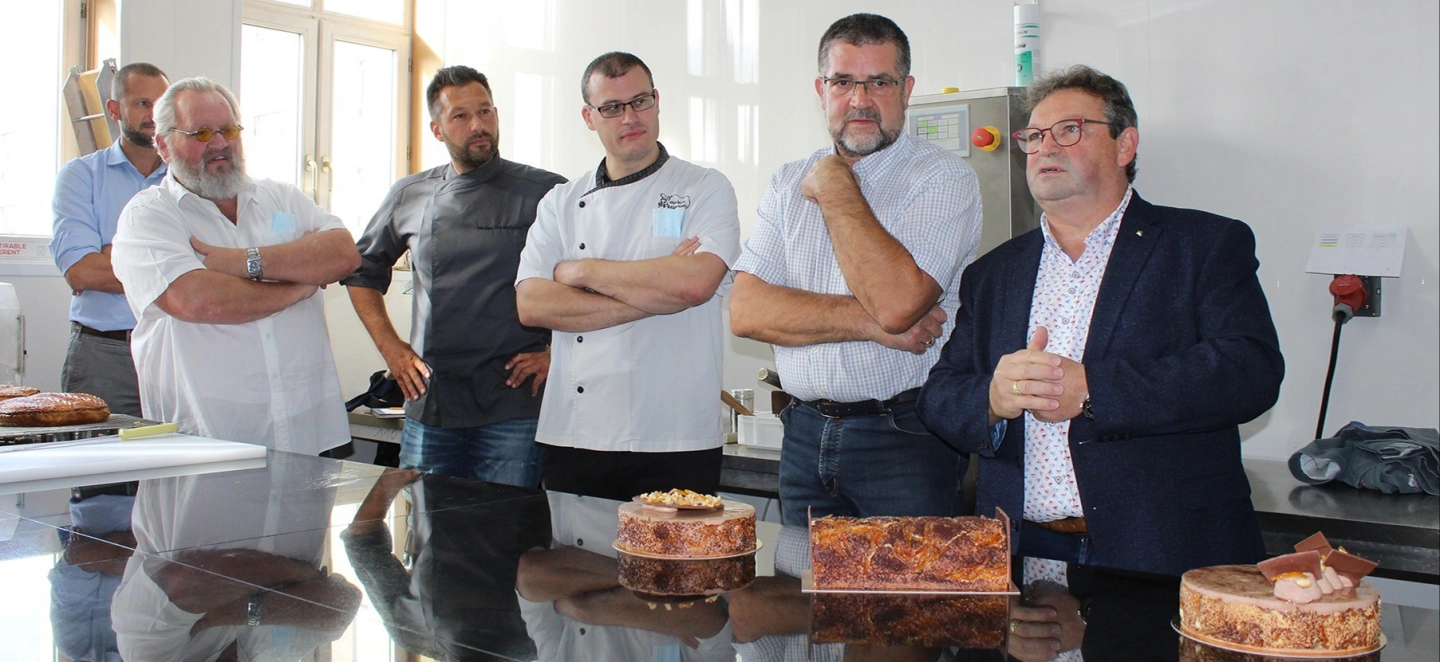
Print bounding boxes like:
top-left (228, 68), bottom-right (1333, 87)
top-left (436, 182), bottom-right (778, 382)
top-left (0, 385), bottom-right (40, 400)
top-left (1179, 532), bottom-right (1382, 655)
top-left (809, 513), bottom-right (1011, 591)
top-left (0, 392), bottom-right (110, 427)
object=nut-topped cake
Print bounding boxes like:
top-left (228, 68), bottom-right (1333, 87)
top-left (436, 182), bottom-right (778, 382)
top-left (809, 513), bottom-right (1010, 591)
top-left (615, 490), bottom-right (756, 558)
top-left (1179, 533), bottom-right (1382, 655)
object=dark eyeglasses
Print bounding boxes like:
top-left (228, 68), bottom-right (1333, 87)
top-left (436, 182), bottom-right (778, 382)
top-left (1013, 119), bottom-right (1112, 153)
top-left (168, 124), bottom-right (244, 143)
top-left (820, 76), bottom-right (905, 98)
top-left (589, 93), bottom-right (656, 119)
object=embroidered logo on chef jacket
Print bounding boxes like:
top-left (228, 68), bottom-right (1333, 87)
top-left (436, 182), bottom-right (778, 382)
top-left (652, 193), bottom-right (690, 237)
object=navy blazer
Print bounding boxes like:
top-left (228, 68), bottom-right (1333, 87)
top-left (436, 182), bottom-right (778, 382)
top-left (918, 193), bottom-right (1284, 576)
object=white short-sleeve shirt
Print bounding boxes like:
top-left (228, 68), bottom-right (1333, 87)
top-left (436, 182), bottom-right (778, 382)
top-left (112, 174), bottom-right (350, 454)
top-left (516, 153), bottom-right (741, 452)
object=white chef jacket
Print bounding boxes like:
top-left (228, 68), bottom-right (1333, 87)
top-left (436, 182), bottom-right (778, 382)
top-left (112, 174), bottom-right (349, 454)
top-left (516, 153), bottom-right (740, 452)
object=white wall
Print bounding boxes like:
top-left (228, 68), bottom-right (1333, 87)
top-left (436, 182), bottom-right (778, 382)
top-left (119, 0), bottom-right (241, 88)
top-left (8, 0), bottom-right (1437, 463)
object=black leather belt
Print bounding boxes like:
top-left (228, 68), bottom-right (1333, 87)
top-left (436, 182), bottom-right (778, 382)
top-left (797, 388), bottom-right (920, 418)
top-left (74, 322), bottom-right (131, 342)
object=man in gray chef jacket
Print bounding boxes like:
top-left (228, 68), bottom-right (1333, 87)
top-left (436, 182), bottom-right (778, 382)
top-left (343, 66), bottom-right (565, 487)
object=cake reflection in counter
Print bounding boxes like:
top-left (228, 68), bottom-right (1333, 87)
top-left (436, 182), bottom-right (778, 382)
top-left (617, 550), bottom-right (757, 603)
top-left (810, 592), bottom-right (1008, 649)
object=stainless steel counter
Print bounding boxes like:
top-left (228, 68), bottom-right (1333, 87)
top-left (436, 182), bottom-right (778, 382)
top-left (721, 445), bottom-right (1440, 580)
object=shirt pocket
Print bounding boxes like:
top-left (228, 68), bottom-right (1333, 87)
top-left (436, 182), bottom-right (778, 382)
top-left (651, 207), bottom-right (685, 238)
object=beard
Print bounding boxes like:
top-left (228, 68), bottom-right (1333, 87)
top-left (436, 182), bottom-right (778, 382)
top-left (830, 108), bottom-right (900, 159)
top-left (446, 130), bottom-right (499, 171)
top-left (171, 146), bottom-right (248, 200)
top-left (120, 121), bottom-right (155, 149)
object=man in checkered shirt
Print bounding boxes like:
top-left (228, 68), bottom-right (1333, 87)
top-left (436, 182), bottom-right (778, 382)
top-left (731, 13), bottom-right (982, 526)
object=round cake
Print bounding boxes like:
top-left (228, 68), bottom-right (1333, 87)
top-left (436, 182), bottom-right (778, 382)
top-left (1179, 564), bottom-right (1381, 654)
top-left (0, 392), bottom-right (110, 427)
top-left (616, 550), bottom-right (756, 597)
top-left (0, 385), bottom-right (40, 400)
top-left (615, 499), bottom-right (756, 558)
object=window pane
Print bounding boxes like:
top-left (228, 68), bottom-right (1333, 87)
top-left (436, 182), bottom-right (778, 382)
top-left (240, 25), bottom-right (305, 188)
top-left (326, 0), bottom-right (404, 25)
top-left (0, 2), bottom-right (62, 236)
top-left (328, 40), bottom-right (396, 236)
top-left (268, 0), bottom-right (312, 7)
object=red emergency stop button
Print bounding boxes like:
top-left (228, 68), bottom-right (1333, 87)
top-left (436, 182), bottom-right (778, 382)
top-left (972, 126), bottom-right (1001, 152)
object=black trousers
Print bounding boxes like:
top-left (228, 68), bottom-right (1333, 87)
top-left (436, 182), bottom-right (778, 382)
top-left (539, 444), bottom-right (723, 500)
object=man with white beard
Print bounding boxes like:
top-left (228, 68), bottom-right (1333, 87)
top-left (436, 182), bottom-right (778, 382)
top-left (112, 77), bottom-right (361, 454)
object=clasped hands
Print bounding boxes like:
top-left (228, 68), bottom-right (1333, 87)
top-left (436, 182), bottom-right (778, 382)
top-left (989, 326), bottom-right (1088, 424)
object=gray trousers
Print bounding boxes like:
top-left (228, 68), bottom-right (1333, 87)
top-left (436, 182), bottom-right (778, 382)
top-left (60, 324), bottom-right (142, 417)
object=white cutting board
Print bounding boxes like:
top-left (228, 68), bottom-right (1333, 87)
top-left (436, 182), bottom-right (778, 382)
top-left (0, 433), bottom-right (268, 494)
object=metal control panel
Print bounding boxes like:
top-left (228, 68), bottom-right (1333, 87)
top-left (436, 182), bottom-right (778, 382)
top-left (908, 87), bottom-right (1039, 256)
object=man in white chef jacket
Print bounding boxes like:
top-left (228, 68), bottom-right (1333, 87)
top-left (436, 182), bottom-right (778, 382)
top-left (112, 77), bottom-right (360, 454)
top-left (515, 52), bottom-right (741, 500)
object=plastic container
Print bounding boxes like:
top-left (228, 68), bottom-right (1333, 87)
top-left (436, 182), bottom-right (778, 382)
top-left (737, 413), bottom-right (784, 449)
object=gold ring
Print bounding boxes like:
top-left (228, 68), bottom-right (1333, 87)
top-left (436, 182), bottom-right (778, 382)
top-left (1009, 620), bottom-right (1017, 634)
top-left (1012, 381), bottom-right (1022, 396)
top-left (925, 338), bottom-right (934, 347)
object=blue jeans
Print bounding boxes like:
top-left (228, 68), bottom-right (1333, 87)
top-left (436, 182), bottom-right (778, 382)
top-left (398, 417), bottom-right (542, 488)
top-left (778, 400), bottom-right (963, 526)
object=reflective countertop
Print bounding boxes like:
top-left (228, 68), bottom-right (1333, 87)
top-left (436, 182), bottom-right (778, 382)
top-left (1, 451), bottom-right (1434, 661)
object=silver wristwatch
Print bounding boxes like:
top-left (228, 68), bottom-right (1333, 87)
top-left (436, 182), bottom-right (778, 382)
top-left (245, 247), bottom-right (264, 281)
top-left (246, 591), bottom-right (264, 626)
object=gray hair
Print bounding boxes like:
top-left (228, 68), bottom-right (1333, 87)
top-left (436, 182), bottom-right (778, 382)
top-left (1022, 65), bottom-right (1139, 182)
top-left (817, 13), bottom-right (911, 79)
top-left (154, 77), bottom-right (241, 134)
top-left (110, 62), bottom-right (167, 101)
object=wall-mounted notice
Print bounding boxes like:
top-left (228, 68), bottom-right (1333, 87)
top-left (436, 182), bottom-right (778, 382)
top-left (1304, 224), bottom-right (1407, 277)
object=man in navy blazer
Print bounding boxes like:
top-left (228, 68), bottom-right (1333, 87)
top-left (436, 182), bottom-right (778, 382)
top-left (917, 65), bottom-right (1284, 578)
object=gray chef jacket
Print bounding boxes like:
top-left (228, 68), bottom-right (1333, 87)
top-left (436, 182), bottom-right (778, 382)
top-left (343, 157), bottom-right (566, 428)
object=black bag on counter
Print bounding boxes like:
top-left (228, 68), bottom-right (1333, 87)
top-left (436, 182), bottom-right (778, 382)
top-left (345, 370), bottom-right (406, 412)
top-left (1289, 422), bottom-right (1439, 495)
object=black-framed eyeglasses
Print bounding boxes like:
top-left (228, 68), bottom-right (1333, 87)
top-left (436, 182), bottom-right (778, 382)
top-left (168, 124), bottom-right (244, 143)
top-left (820, 76), bottom-right (905, 98)
top-left (1013, 118), bottom-right (1112, 153)
top-left (589, 93), bottom-right (656, 119)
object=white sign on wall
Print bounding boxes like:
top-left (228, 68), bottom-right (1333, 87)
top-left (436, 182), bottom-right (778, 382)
top-left (1304, 225), bottom-right (1407, 278)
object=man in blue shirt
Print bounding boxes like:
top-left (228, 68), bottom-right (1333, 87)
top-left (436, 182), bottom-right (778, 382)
top-left (50, 63), bottom-right (169, 416)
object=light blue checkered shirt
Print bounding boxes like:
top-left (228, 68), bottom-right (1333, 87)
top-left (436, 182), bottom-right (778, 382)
top-left (734, 132), bottom-right (983, 402)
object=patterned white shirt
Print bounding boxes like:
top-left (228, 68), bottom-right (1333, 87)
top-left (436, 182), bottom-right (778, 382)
top-left (734, 132), bottom-right (983, 402)
top-left (1022, 188), bottom-right (1133, 522)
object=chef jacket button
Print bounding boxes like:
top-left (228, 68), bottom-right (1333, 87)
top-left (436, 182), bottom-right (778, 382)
top-left (578, 200), bottom-right (586, 208)
top-left (576, 336), bottom-right (583, 343)
top-left (579, 243), bottom-right (586, 250)
top-left (579, 628), bottom-right (587, 635)
top-left (576, 538), bottom-right (584, 546)
top-left (577, 386), bottom-right (584, 394)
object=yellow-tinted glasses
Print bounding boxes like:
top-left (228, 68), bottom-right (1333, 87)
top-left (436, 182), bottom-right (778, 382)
top-left (168, 124), bottom-right (244, 143)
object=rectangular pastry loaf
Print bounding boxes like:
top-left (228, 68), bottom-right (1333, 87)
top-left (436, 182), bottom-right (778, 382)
top-left (810, 513), bottom-right (1010, 591)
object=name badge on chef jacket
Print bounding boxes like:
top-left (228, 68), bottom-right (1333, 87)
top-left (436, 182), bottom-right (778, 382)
top-left (271, 211), bottom-right (297, 234)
